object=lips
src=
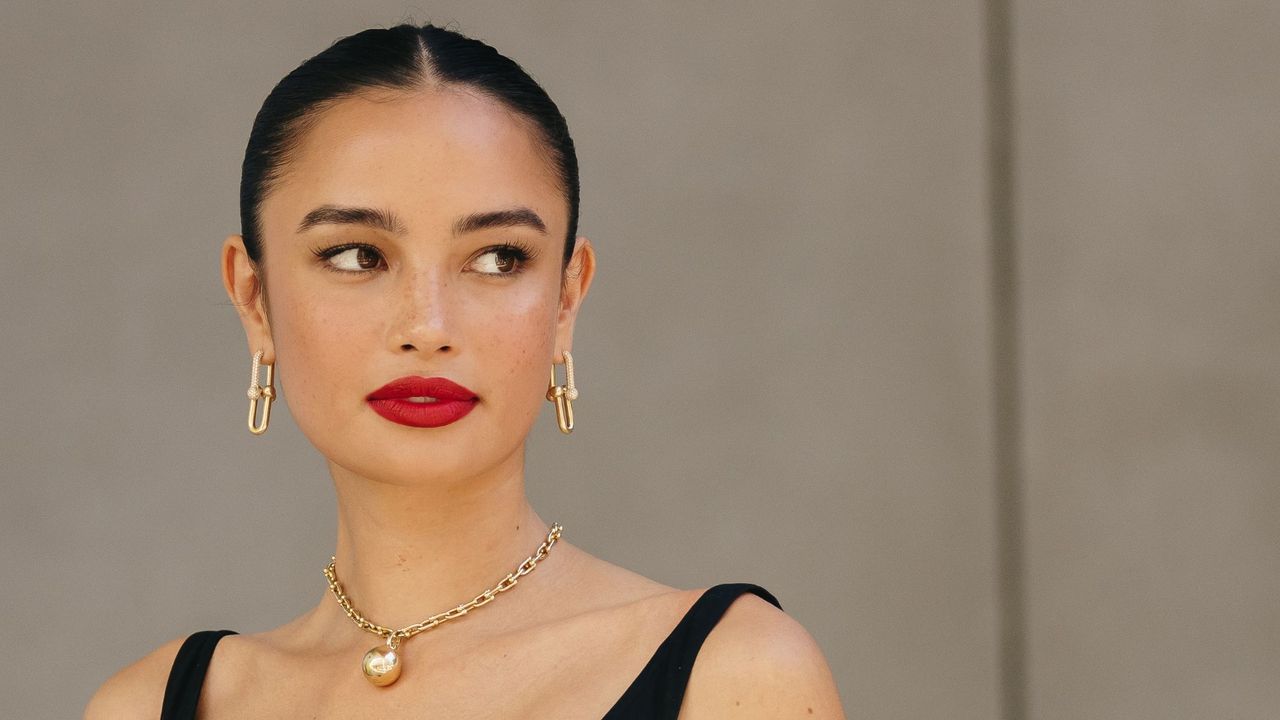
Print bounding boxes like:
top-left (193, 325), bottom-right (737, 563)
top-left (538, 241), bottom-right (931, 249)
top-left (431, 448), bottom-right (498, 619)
top-left (367, 376), bottom-right (478, 428)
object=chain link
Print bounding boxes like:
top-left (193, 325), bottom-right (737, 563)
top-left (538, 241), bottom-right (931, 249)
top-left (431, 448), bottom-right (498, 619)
top-left (322, 522), bottom-right (563, 642)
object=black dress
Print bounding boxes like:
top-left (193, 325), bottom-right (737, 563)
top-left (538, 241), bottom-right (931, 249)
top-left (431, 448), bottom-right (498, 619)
top-left (161, 582), bottom-right (781, 719)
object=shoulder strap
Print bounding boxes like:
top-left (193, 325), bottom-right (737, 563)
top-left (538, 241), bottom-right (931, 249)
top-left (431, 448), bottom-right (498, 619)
top-left (603, 583), bottom-right (782, 719)
top-left (160, 629), bottom-right (239, 720)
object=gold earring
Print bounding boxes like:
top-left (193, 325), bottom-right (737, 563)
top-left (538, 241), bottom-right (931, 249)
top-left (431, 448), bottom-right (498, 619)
top-left (546, 350), bottom-right (579, 434)
top-left (247, 350), bottom-right (275, 435)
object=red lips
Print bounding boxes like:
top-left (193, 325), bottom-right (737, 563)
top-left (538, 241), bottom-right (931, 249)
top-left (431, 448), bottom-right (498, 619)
top-left (366, 376), bottom-right (478, 428)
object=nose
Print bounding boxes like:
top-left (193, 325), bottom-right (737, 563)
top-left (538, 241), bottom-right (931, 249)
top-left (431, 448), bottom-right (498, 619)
top-left (388, 265), bottom-right (454, 355)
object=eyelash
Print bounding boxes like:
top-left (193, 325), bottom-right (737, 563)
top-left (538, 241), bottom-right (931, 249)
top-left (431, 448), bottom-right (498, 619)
top-left (309, 242), bottom-right (537, 277)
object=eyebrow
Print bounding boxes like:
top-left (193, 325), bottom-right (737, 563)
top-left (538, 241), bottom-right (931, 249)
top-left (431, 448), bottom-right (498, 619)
top-left (296, 205), bottom-right (547, 236)
top-left (454, 207), bottom-right (547, 236)
top-left (297, 206), bottom-right (404, 234)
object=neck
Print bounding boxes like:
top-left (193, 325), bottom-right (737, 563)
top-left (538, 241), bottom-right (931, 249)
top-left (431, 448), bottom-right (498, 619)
top-left (316, 444), bottom-right (562, 642)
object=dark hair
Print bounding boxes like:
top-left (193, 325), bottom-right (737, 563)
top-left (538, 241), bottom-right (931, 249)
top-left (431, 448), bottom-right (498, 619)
top-left (239, 23), bottom-right (580, 279)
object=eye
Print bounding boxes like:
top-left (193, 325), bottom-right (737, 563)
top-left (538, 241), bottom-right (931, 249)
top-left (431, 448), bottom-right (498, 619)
top-left (312, 244), bottom-right (385, 274)
top-left (470, 243), bottom-right (534, 276)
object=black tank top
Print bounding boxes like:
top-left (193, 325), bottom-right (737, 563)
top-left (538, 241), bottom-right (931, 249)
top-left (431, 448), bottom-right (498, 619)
top-left (161, 582), bottom-right (781, 719)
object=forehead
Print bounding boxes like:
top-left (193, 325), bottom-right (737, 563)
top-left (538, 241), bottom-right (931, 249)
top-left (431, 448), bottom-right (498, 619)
top-left (260, 86), bottom-right (564, 240)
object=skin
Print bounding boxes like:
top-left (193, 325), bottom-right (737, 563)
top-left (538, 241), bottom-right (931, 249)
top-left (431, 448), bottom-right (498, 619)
top-left (84, 84), bottom-right (846, 719)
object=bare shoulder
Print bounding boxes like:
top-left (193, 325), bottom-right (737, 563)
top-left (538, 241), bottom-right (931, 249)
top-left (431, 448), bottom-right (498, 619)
top-left (551, 540), bottom-right (682, 604)
top-left (679, 589), bottom-right (847, 719)
top-left (83, 634), bottom-right (188, 720)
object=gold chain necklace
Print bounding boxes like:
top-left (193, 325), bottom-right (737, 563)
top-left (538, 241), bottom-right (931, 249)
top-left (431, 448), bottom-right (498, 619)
top-left (322, 522), bottom-right (563, 687)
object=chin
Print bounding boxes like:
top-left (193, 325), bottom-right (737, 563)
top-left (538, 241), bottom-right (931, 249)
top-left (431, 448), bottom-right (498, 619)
top-left (323, 448), bottom-right (474, 487)
top-left (298, 402), bottom-right (531, 485)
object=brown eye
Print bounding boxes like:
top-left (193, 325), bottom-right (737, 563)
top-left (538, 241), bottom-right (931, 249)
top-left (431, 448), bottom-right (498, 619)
top-left (470, 245), bottom-right (531, 276)
top-left (324, 245), bottom-right (384, 272)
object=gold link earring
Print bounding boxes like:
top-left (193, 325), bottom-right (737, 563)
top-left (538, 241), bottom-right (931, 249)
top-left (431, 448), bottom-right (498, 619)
top-left (247, 349), bottom-right (276, 435)
top-left (545, 349), bottom-right (579, 434)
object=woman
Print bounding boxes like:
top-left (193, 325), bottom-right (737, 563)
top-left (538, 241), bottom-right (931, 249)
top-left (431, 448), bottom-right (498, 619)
top-left (86, 22), bottom-right (845, 719)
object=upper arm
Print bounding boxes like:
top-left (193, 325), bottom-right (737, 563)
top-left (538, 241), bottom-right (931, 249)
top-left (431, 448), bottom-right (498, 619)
top-left (84, 635), bottom-right (187, 720)
top-left (679, 593), bottom-right (847, 719)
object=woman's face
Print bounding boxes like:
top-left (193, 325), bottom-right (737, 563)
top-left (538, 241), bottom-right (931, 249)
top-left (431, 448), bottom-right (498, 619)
top-left (222, 86), bottom-right (594, 487)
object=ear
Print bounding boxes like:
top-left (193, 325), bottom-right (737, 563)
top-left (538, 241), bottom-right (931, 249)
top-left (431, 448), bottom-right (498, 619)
top-left (221, 234), bottom-right (275, 364)
top-left (554, 235), bottom-right (596, 361)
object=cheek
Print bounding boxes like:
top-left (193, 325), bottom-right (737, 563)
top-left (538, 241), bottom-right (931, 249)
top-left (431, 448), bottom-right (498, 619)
top-left (474, 287), bottom-right (559, 409)
top-left (267, 278), bottom-right (374, 410)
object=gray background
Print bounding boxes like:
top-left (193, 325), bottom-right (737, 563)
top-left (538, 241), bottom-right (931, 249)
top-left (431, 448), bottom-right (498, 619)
top-left (2, 2), bottom-right (1276, 718)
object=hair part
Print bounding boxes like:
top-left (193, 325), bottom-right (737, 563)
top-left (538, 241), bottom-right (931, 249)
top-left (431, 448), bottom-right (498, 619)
top-left (238, 23), bottom-right (581, 299)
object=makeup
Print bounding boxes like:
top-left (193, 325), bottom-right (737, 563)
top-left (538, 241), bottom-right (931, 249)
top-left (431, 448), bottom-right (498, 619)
top-left (366, 376), bottom-right (478, 428)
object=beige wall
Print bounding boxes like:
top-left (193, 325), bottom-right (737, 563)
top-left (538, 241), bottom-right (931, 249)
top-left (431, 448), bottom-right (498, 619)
top-left (1014, 2), bottom-right (1280, 717)
top-left (0, 2), bottom-right (1273, 718)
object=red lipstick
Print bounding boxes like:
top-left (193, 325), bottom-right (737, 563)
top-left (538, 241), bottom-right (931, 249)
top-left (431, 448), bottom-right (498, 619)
top-left (366, 376), bottom-right (478, 428)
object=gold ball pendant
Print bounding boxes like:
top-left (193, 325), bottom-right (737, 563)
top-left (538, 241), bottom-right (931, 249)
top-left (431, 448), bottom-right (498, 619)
top-left (362, 642), bottom-right (402, 687)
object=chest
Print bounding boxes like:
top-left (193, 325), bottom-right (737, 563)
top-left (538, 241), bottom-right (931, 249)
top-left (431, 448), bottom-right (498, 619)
top-left (201, 650), bottom-right (641, 719)
top-left (195, 599), bottom-right (695, 719)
